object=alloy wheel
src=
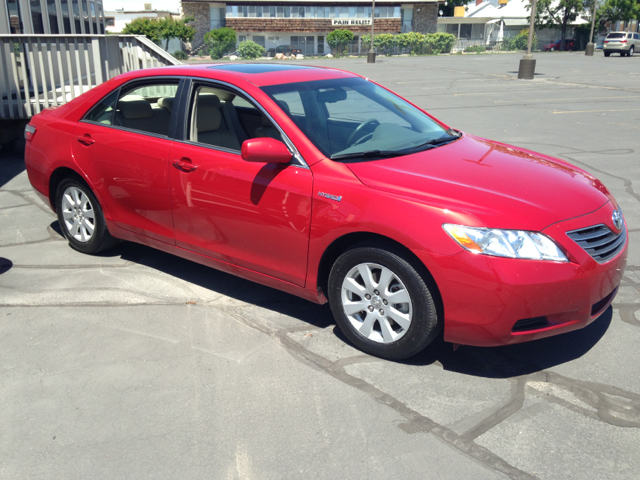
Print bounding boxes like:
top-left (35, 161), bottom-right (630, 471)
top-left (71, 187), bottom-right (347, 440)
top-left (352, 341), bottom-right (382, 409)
top-left (340, 262), bottom-right (413, 344)
top-left (61, 186), bottom-right (95, 242)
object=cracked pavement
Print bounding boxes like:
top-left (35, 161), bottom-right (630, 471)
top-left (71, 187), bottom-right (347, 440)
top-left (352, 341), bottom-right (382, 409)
top-left (1, 52), bottom-right (639, 479)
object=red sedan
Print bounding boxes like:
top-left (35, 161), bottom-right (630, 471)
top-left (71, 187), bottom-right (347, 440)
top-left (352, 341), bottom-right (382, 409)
top-left (24, 64), bottom-right (627, 360)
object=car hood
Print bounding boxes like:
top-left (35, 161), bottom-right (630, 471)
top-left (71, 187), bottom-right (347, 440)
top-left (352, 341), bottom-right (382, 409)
top-left (345, 134), bottom-right (611, 231)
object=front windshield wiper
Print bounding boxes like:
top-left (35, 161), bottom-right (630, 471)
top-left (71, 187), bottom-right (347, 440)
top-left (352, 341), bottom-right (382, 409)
top-left (329, 131), bottom-right (462, 161)
top-left (330, 150), bottom-right (407, 161)
top-left (409, 132), bottom-right (462, 152)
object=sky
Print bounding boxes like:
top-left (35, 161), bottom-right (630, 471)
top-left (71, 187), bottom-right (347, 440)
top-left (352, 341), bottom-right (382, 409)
top-left (103, 0), bottom-right (181, 13)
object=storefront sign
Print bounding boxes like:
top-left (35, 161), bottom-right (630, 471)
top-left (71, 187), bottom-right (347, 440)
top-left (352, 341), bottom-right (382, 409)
top-left (331, 18), bottom-right (372, 26)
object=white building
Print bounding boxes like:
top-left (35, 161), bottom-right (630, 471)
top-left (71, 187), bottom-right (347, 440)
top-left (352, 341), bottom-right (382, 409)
top-left (104, 7), bottom-right (177, 33)
top-left (437, 0), bottom-right (589, 49)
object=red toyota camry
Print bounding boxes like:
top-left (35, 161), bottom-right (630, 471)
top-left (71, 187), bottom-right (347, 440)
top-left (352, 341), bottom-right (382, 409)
top-left (24, 64), bottom-right (627, 360)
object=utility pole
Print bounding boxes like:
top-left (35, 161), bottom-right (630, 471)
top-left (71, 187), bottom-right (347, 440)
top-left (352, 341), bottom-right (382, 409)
top-left (368, 0), bottom-right (376, 63)
top-left (585, 0), bottom-right (597, 56)
top-left (518, 0), bottom-right (538, 79)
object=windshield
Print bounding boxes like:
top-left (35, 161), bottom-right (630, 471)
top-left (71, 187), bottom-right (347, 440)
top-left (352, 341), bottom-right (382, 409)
top-left (261, 77), bottom-right (450, 160)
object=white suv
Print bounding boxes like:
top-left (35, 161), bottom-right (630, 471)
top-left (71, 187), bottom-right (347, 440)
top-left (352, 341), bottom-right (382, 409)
top-left (604, 32), bottom-right (640, 57)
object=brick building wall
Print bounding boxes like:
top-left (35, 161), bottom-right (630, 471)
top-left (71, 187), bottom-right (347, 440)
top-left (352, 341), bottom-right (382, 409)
top-left (182, 2), bottom-right (210, 49)
top-left (413, 3), bottom-right (437, 34)
top-left (226, 17), bottom-right (401, 33)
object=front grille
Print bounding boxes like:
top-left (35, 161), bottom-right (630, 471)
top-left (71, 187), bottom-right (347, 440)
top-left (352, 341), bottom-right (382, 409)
top-left (566, 224), bottom-right (626, 263)
top-left (512, 316), bottom-right (550, 333)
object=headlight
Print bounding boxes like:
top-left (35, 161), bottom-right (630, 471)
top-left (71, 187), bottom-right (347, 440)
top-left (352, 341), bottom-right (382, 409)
top-left (443, 224), bottom-right (568, 262)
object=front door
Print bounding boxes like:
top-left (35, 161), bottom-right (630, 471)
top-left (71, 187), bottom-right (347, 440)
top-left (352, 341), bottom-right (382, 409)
top-left (168, 83), bottom-right (313, 287)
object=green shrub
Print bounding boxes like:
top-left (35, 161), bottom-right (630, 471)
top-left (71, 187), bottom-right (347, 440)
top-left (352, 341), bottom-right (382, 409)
top-left (423, 33), bottom-right (456, 54)
top-left (204, 27), bottom-right (237, 59)
top-left (396, 32), bottom-right (423, 54)
top-left (327, 29), bottom-right (354, 57)
top-left (502, 29), bottom-right (537, 51)
top-left (237, 40), bottom-right (265, 59)
top-left (361, 33), bottom-right (396, 56)
top-left (173, 50), bottom-right (188, 60)
top-left (464, 45), bottom-right (486, 53)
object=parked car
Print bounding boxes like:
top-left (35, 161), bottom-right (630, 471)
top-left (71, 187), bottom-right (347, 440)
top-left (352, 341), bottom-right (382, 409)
top-left (542, 39), bottom-right (576, 51)
top-left (604, 31), bottom-right (640, 57)
top-left (266, 45), bottom-right (302, 57)
top-left (24, 64), bottom-right (627, 360)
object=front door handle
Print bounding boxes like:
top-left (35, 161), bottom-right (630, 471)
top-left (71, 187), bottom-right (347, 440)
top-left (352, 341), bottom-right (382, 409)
top-left (77, 134), bottom-right (95, 146)
top-left (172, 157), bottom-right (198, 173)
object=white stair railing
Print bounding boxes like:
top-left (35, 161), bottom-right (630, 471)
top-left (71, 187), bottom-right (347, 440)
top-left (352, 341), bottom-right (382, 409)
top-left (0, 34), bottom-right (181, 120)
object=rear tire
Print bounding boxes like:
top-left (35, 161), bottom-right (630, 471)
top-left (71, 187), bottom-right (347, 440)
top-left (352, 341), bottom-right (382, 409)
top-left (55, 178), bottom-right (118, 254)
top-left (328, 244), bottom-right (440, 360)
top-left (604, 51), bottom-right (610, 57)
top-left (629, 46), bottom-right (634, 56)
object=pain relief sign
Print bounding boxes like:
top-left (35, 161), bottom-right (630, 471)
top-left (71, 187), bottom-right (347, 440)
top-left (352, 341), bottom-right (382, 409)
top-left (331, 18), bottom-right (373, 26)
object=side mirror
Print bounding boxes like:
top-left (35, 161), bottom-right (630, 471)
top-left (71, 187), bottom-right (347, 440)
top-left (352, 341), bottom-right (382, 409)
top-left (241, 138), bottom-right (292, 164)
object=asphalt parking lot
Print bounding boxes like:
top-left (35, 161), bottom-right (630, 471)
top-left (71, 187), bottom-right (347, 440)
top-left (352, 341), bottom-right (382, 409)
top-left (1, 51), bottom-right (639, 479)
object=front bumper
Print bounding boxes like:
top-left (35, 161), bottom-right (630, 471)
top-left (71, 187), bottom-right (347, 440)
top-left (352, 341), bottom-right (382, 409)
top-left (414, 201), bottom-right (627, 347)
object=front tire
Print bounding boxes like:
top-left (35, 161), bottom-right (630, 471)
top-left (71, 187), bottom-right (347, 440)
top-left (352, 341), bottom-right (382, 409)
top-left (55, 178), bottom-right (117, 254)
top-left (328, 245), bottom-right (439, 360)
top-left (628, 46), bottom-right (634, 56)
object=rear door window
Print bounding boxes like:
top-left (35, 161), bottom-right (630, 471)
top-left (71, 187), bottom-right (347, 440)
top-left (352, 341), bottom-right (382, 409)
top-left (114, 82), bottom-right (179, 137)
top-left (84, 90), bottom-right (119, 125)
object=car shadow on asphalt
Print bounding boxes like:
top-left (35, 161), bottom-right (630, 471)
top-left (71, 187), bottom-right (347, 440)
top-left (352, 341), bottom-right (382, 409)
top-left (0, 147), bottom-right (26, 188)
top-left (51, 222), bottom-right (613, 378)
top-left (398, 308), bottom-right (612, 378)
top-left (112, 240), bottom-right (335, 330)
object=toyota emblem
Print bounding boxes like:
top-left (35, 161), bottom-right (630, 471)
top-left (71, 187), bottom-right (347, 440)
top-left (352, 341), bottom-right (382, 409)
top-left (612, 209), bottom-right (623, 231)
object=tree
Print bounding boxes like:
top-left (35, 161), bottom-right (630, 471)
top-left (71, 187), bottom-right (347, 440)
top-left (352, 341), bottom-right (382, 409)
top-left (156, 16), bottom-right (195, 50)
top-left (204, 27), bottom-right (237, 59)
top-left (122, 16), bottom-right (195, 50)
top-left (121, 17), bottom-right (161, 42)
top-left (531, 0), bottom-right (587, 48)
top-left (597, 0), bottom-right (640, 30)
top-left (326, 29), bottom-right (354, 57)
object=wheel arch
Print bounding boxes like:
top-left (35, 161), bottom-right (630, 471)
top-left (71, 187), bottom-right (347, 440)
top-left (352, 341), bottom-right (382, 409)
top-left (316, 231), bottom-right (444, 320)
top-left (48, 167), bottom-right (88, 213)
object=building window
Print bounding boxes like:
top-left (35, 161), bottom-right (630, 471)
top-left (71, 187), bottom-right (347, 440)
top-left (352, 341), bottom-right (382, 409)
top-left (105, 16), bottom-right (114, 26)
top-left (82, 0), bottom-right (90, 33)
top-left (30, 0), bottom-right (45, 33)
top-left (7, 0), bottom-right (23, 34)
top-left (401, 8), bottom-right (413, 32)
top-left (46, 0), bottom-right (60, 33)
top-left (223, 5), bottom-right (404, 19)
top-left (61, 0), bottom-right (72, 33)
top-left (72, 0), bottom-right (81, 32)
top-left (253, 35), bottom-right (265, 48)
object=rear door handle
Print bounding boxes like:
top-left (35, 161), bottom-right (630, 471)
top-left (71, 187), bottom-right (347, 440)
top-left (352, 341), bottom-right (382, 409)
top-left (77, 134), bottom-right (95, 146)
top-left (172, 157), bottom-right (198, 173)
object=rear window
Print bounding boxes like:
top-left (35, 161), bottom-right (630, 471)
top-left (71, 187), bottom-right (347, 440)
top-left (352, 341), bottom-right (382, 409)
top-left (607, 33), bottom-right (625, 39)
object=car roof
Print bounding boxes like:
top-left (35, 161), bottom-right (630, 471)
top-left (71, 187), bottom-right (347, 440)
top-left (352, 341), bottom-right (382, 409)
top-left (123, 63), bottom-right (359, 87)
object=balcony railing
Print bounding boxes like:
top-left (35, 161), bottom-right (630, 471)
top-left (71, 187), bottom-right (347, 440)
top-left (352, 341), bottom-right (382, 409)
top-left (0, 34), bottom-right (181, 120)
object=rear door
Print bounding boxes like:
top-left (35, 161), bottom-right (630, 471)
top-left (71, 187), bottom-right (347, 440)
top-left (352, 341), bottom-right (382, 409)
top-left (72, 78), bottom-right (182, 244)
